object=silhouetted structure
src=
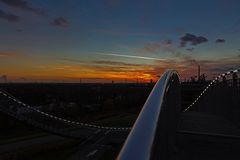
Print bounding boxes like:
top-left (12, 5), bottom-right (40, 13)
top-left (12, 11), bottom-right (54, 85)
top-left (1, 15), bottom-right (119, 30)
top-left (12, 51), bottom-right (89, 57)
top-left (198, 65), bottom-right (200, 81)
top-left (0, 68), bottom-right (239, 160)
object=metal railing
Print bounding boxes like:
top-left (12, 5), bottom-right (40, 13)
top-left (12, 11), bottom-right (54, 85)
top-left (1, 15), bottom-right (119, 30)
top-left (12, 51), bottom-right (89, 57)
top-left (117, 69), bottom-right (181, 160)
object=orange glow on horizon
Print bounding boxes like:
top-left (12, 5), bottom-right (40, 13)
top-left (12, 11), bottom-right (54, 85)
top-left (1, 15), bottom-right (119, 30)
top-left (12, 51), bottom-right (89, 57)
top-left (1, 52), bottom-right (237, 83)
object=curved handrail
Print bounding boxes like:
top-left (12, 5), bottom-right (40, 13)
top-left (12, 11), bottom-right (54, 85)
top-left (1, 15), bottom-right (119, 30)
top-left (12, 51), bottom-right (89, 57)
top-left (117, 69), bottom-right (181, 160)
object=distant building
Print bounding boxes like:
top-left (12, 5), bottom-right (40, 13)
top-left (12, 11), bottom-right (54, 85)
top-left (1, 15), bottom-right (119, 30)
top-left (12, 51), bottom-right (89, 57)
top-left (198, 65), bottom-right (200, 81)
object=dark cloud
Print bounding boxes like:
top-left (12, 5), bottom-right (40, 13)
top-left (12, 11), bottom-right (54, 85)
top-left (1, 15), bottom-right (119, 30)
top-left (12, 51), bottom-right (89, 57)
top-left (60, 58), bottom-right (154, 68)
top-left (0, 9), bottom-right (20, 22)
top-left (180, 33), bottom-right (208, 47)
top-left (59, 58), bottom-right (86, 64)
top-left (51, 17), bottom-right (70, 28)
top-left (0, 0), bottom-right (47, 16)
top-left (186, 48), bottom-right (194, 52)
top-left (215, 39), bottom-right (226, 43)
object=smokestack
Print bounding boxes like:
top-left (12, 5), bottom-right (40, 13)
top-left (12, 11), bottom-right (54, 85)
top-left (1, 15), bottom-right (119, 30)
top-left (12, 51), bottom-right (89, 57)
top-left (198, 65), bottom-right (200, 81)
top-left (150, 79), bottom-right (153, 84)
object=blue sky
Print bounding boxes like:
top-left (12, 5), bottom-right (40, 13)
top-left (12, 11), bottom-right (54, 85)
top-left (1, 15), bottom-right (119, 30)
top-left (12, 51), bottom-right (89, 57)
top-left (0, 0), bottom-right (239, 82)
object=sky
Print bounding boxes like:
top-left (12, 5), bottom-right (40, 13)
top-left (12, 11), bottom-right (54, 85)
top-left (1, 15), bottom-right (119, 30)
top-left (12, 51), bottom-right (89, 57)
top-left (0, 0), bottom-right (240, 82)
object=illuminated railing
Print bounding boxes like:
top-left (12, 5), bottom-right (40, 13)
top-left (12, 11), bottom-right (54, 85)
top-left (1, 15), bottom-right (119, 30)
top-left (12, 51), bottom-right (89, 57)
top-left (117, 69), bottom-right (181, 160)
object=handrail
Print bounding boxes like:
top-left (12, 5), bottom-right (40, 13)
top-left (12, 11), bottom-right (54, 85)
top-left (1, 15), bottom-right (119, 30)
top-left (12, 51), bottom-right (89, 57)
top-left (117, 69), bottom-right (181, 160)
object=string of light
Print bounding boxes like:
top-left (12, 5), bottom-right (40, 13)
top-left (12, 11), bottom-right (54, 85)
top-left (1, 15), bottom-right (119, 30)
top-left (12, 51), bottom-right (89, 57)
top-left (183, 68), bottom-right (240, 112)
top-left (0, 89), bottom-right (131, 131)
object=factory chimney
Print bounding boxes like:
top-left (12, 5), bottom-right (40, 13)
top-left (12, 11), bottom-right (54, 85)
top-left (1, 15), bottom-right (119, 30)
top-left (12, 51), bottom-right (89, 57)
top-left (198, 65), bottom-right (200, 81)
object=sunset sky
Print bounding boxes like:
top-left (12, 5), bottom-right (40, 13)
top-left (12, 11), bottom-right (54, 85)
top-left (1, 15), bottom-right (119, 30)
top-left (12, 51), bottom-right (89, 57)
top-left (0, 0), bottom-right (240, 82)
